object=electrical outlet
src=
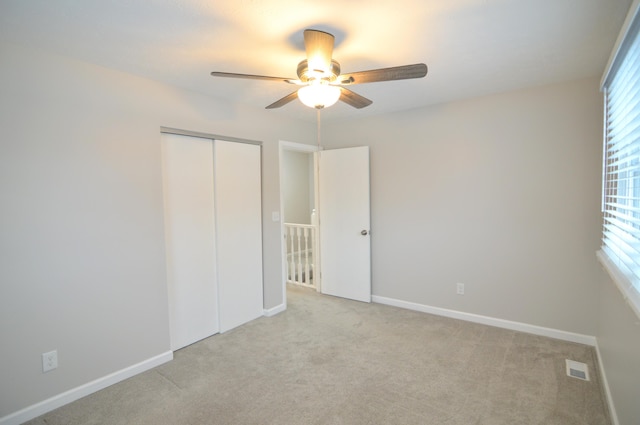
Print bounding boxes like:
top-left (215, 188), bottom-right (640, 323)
top-left (42, 350), bottom-right (58, 373)
top-left (456, 282), bottom-right (465, 295)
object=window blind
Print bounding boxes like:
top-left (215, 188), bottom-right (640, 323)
top-left (601, 1), bottom-right (640, 318)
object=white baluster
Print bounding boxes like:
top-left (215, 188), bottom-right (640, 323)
top-left (303, 227), bottom-right (310, 285)
top-left (284, 224), bottom-right (318, 288)
top-left (288, 226), bottom-right (295, 283)
top-left (296, 227), bottom-right (302, 284)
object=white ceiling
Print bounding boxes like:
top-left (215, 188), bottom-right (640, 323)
top-left (0, 0), bottom-right (633, 122)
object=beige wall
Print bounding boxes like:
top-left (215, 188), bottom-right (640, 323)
top-left (596, 271), bottom-right (640, 425)
top-left (0, 41), bottom-right (311, 417)
top-left (323, 78), bottom-right (603, 335)
top-left (282, 150), bottom-right (313, 224)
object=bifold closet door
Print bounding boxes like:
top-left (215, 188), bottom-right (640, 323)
top-left (214, 140), bottom-right (264, 333)
top-left (161, 133), bottom-right (219, 351)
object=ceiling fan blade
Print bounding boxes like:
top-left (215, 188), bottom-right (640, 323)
top-left (211, 71), bottom-right (292, 82)
top-left (339, 87), bottom-right (373, 109)
top-left (266, 91), bottom-right (299, 109)
top-left (337, 63), bottom-right (428, 85)
top-left (304, 29), bottom-right (334, 72)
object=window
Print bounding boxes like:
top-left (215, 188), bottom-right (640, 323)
top-left (600, 1), bottom-right (640, 318)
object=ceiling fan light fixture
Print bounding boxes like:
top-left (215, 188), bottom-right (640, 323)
top-left (211, 29), bottom-right (428, 110)
top-left (298, 83), bottom-right (341, 109)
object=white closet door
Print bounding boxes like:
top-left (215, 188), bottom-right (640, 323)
top-left (161, 133), bottom-right (219, 351)
top-left (214, 140), bottom-right (264, 332)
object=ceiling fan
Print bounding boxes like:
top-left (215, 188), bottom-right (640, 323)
top-left (211, 29), bottom-right (428, 110)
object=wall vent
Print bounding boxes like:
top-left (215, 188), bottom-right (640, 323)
top-left (565, 359), bottom-right (589, 381)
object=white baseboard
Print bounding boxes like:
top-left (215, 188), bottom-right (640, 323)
top-left (595, 343), bottom-right (619, 425)
top-left (0, 351), bottom-right (173, 425)
top-left (263, 302), bottom-right (286, 317)
top-left (371, 295), bottom-right (597, 346)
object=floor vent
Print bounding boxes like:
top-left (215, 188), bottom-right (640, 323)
top-left (565, 359), bottom-right (590, 381)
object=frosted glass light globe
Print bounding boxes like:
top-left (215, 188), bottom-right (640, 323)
top-left (298, 83), bottom-right (341, 109)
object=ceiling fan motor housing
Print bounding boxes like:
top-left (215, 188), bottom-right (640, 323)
top-left (297, 59), bottom-right (341, 83)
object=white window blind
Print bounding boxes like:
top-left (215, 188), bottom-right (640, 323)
top-left (601, 0), bottom-right (640, 318)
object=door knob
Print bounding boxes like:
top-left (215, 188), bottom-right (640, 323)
top-left (361, 230), bottom-right (368, 236)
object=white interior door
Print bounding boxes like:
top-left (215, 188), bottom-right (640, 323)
top-left (161, 133), bottom-right (219, 351)
top-left (214, 140), bottom-right (264, 332)
top-left (317, 146), bottom-right (371, 302)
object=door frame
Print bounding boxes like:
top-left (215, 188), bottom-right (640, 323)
top-left (278, 140), bottom-right (321, 310)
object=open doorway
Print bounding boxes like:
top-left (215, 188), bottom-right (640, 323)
top-left (279, 141), bottom-right (320, 297)
top-left (279, 141), bottom-right (372, 308)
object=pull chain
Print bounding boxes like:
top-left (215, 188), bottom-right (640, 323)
top-left (316, 108), bottom-right (321, 149)
top-left (315, 108), bottom-right (322, 290)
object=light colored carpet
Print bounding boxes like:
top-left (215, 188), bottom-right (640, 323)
top-left (26, 285), bottom-right (610, 424)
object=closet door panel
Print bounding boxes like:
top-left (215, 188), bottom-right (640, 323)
top-left (161, 133), bottom-right (219, 350)
top-left (214, 140), bottom-right (264, 332)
